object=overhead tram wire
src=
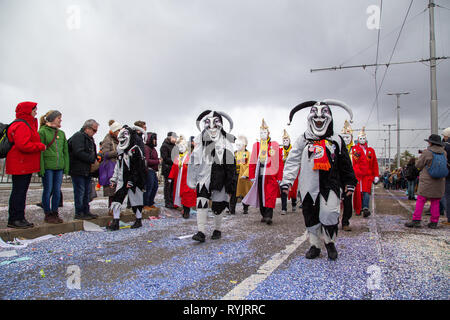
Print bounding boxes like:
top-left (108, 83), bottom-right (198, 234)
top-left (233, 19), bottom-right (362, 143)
top-left (364, 0), bottom-right (414, 129)
top-left (374, 0), bottom-right (384, 139)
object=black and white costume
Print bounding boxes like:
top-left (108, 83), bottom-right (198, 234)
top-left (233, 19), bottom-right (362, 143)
top-left (187, 110), bottom-right (236, 242)
top-left (281, 99), bottom-right (357, 260)
top-left (107, 126), bottom-right (147, 231)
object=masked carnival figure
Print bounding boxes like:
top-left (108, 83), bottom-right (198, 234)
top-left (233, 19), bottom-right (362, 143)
top-left (280, 129), bottom-right (299, 214)
top-left (243, 119), bottom-right (284, 225)
top-left (281, 100), bottom-right (357, 260)
top-left (229, 135), bottom-right (252, 215)
top-left (351, 127), bottom-right (379, 217)
top-left (187, 110), bottom-right (237, 242)
top-left (168, 135), bottom-right (197, 219)
top-left (107, 125), bottom-right (147, 231)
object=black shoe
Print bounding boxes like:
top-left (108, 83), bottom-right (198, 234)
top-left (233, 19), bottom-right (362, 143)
top-left (299, 204), bottom-right (303, 209)
top-left (74, 213), bottom-right (94, 220)
top-left (261, 217), bottom-right (267, 223)
top-left (363, 208), bottom-right (371, 218)
top-left (305, 246), bottom-right (321, 259)
top-left (165, 204), bottom-right (175, 209)
top-left (7, 220), bottom-right (33, 229)
top-left (243, 210), bottom-right (248, 215)
top-left (266, 217), bottom-right (273, 225)
top-left (211, 230), bottom-right (221, 240)
top-left (182, 212), bottom-right (190, 219)
top-left (107, 219), bottom-right (120, 231)
top-left (36, 202), bottom-right (43, 209)
top-left (192, 231), bottom-right (206, 242)
top-left (325, 242), bottom-right (338, 260)
top-left (427, 222), bottom-right (438, 229)
top-left (131, 218), bottom-right (142, 229)
top-left (405, 220), bottom-right (421, 228)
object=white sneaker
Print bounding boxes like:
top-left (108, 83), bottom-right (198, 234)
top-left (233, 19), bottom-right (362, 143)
top-left (281, 210), bottom-right (287, 215)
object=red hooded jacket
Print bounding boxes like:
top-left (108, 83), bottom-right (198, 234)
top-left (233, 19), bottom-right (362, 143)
top-left (6, 102), bottom-right (46, 175)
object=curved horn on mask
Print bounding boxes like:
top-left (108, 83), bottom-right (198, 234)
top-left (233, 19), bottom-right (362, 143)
top-left (287, 101), bottom-right (317, 125)
top-left (216, 111), bottom-right (233, 132)
top-left (321, 99), bottom-right (353, 123)
top-left (196, 110), bottom-right (212, 132)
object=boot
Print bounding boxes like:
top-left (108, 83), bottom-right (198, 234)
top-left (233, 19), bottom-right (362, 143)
top-left (342, 225), bottom-right (352, 231)
top-left (131, 218), bottom-right (142, 229)
top-left (44, 212), bottom-right (58, 224)
top-left (325, 242), bottom-right (338, 260)
top-left (52, 211), bottom-right (63, 224)
top-left (265, 217), bottom-right (273, 225)
top-left (192, 231), bottom-right (206, 242)
top-left (363, 208), bottom-right (371, 218)
top-left (405, 220), bottom-right (421, 228)
top-left (305, 246), bottom-right (321, 259)
top-left (107, 219), bottom-right (120, 231)
top-left (211, 230), bottom-right (221, 240)
top-left (427, 222), bottom-right (438, 229)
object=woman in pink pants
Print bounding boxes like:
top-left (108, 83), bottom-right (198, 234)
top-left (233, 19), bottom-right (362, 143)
top-left (405, 134), bottom-right (447, 229)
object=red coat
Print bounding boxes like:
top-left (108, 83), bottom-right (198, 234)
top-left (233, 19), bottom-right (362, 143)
top-left (351, 143), bottom-right (379, 213)
top-left (279, 146), bottom-right (299, 200)
top-left (6, 102), bottom-right (46, 175)
top-left (168, 153), bottom-right (197, 208)
top-left (248, 140), bottom-right (284, 208)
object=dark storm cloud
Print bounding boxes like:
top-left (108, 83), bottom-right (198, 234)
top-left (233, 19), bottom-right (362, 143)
top-left (0, 0), bottom-right (448, 157)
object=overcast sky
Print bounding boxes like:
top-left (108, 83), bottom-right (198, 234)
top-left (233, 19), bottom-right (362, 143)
top-left (1, 0), bottom-right (449, 161)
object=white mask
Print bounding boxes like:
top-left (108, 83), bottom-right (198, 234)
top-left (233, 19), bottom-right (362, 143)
top-left (204, 115), bottom-right (223, 142)
top-left (178, 143), bottom-right (187, 154)
top-left (341, 134), bottom-right (352, 146)
top-left (283, 138), bottom-right (290, 147)
top-left (235, 140), bottom-right (244, 152)
top-left (260, 129), bottom-right (269, 141)
top-left (358, 136), bottom-right (367, 145)
top-left (307, 104), bottom-right (332, 137)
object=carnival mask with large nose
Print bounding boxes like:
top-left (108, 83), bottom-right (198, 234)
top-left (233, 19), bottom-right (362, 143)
top-left (283, 138), bottom-right (291, 147)
top-left (260, 129), bottom-right (269, 141)
top-left (196, 110), bottom-right (233, 142)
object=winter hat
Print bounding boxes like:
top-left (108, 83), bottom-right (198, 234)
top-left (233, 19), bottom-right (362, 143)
top-left (425, 134), bottom-right (444, 146)
top-left (442, 127), bottom-right (450, 138)
top-left (167, 131), bottom-right (178, 139)
top-left (109, 120), bottom-right (122, 133)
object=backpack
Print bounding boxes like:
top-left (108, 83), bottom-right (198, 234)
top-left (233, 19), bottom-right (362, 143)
top-left (427, 151), bottom-right (449, 179)
top-left (0, 120), bottom-right (32, 159)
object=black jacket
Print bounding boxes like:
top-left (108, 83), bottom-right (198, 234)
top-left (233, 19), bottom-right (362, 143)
top-left (210, 148), bottom-right (237, 195)
top-left (160, 137), bottom-right (177, 177)
top-left (68, 130), bottom-right (97, 177)
top-left (405, 163), bottom-right (419, 181)
top-left (445, 141), bottom-right (450, 180)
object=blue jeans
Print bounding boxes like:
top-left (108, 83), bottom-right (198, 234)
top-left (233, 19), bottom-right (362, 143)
top-left (362, 192), bottom-right (370, 209)
top-left (71, 175), bottom-right (91, 214)
top-left (144, 170), bottom-right (159, 206)
top-left (42, 169), bottom-right (63, 213)
top-left (407, 180), bottom-right (415, 199)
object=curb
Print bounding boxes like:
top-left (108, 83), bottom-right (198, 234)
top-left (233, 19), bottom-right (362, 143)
top-left (0, 208), bottom-right (160, 242)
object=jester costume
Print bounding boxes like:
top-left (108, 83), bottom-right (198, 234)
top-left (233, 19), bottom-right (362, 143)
top-left (281, 100), bottom-right (357, 260)
top-left (187, 110), bottom-right (236, 242)
top-left (107, 125), bottom-right (147, 231)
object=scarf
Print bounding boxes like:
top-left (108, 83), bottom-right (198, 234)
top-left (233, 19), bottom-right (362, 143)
top-left (259, 139), bottom-right (269, 163)
top-left (283, 145), bottom-right (292, 161)
top-left (178, 152), bottom-right (187, 168)
top-left (312, 140), bottom-right (331, 171)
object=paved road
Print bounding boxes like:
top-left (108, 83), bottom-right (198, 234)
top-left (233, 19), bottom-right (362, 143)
top-left (0, 185), bottom-right (448, 300)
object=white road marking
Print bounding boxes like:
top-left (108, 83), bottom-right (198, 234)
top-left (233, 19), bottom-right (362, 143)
top-left (386, 189), bottom-right (413, 213)
top-left (222, 231), bottom-right (308, 300)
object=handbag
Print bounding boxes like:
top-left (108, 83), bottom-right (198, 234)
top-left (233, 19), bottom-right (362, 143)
top-left (98, 153), bottom-right (116, 186)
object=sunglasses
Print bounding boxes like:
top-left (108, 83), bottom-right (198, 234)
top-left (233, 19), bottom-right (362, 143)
top-left (90, 127), bottom-right (98, 133)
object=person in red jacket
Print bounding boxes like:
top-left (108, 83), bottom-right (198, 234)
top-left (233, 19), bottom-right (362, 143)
top-left (351, 127), bottom-right (379, 217)
top-left (168, 136), bottom-right (197, 219)
top-left (243, 119), bottom-right (284, 225)
top-left (6, 101), bottom-right (46, 229)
